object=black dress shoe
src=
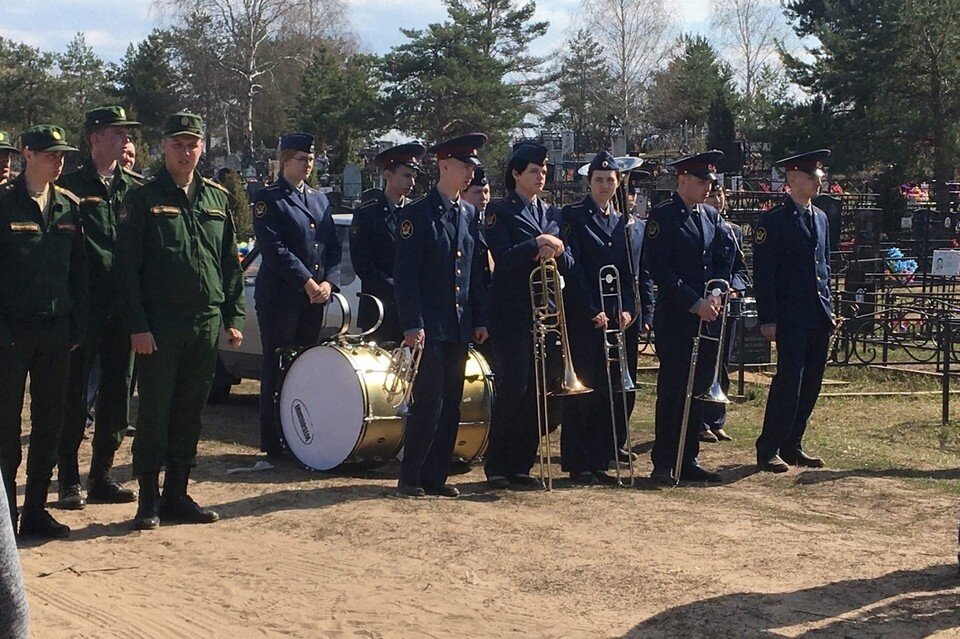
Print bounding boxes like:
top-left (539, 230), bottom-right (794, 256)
top-left (680, 465), bottom-right (722, 483)
top-left (699, 429), bottom-right (719, 443)
top-left (758, 455), bottom-right (790, 473)
top-left (617, 448), bottom-right (638, 462)
top-left (508, 474), bottom-right (543, 491)
top-left (486, 476), bottom-right (510, 490)
top-left (591, 471), bottom-right (620, 486)
top-left (712, 428), bottom-right (733, 442)
top-left (780, 450), bottom-right (825, 468)
top-left (88, 479), bottom-right (137, 504)
top-left (398, 482), bottom-right (426, 497)
top-left (569, 471), bottom-right (597, 486)
top-left (423, 483), bottom-right (459, 497)
top-left (650, 469), bottom-right (676, 486)
top-left (57, 484), bottom-right (86, 510)
top-left (19, 509), bottom-right (70, 539)
top-left (159, 495), bottom-right (220, 524)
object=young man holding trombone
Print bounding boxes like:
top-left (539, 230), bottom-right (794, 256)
top-left (559, 151), bottom-right (642, 486)
top-left (643, 151), bottom-right (743, 485)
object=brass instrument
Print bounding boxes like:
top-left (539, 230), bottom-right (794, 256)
top-left (674, 278), bottom-right (733, 485)
top-left (383, 342), bottom-right (423, 415)
top-left (598, 264), bottom-right (636, 486)
top-left (530, 257), bottom-right (591, 490)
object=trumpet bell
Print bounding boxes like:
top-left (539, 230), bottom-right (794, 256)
top-left (697, 382), bottom-right (731, 404)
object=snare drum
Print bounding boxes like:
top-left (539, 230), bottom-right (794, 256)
top-left (278, 343), bottom-right (402, 470)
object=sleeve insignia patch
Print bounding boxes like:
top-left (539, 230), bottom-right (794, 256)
top-left (755, 227), bottom-right (767, 244)
top-left (646, 220), bottom-right (660, 238)
top-left (255, 201), bottom-right (267, 218)
top-left (400, 219), bottom-right (414, 239)
top-left (485, 213), bottom-right (496, 229)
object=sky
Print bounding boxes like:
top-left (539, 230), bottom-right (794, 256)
top-left (0, 0), bottom-right (713, 62)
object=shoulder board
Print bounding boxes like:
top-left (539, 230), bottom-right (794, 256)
top-left (122, 167), bottom-right (145, 181)
top-left (202, 177), bottom-right (230, 194)
top-left (54, 185), bottom-right (80, 205)
top-left (359, 197), bottom-right (378, 208)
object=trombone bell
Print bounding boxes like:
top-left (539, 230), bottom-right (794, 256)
top-left (697, 381), bottom-right (731, 404)
top-left (551, 363), bottom-right (591, 396)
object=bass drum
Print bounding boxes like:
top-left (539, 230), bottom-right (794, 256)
top-left (453, 347), bottom-right (493, 461)
top-left (278, 343), bottom-right (403, 471)
top-left (394, 346), bottom-right (494, 464)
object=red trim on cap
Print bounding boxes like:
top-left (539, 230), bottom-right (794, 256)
top-left (784, 159), bottom-right (824, 172)
top-left (677, 162), bottom-right (716, 175)
top-left (382, 154), bottom-right (419, 169)
top-left (436, 145), bottom-right (478, 160)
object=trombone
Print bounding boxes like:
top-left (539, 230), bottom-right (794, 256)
top-left (598, 264), bottom-right (636, 487)
top-left (673, 278), bottom-right (733, 485)
top-left (530, 257), bottom-right (592, 490)
top-left (383, 341), bottom-right (423, 416)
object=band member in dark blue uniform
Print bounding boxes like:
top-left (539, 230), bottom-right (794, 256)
top-left (643, 150), bottom-right (731, 484)
top-left (460, 168), bottom-right (495, 368)
top-left (394, 133), bottom-right (489, 498)
top-left (483, 142), bottom-right (572, 490)
top-left (754, 150), bottom-right (834, 472)
top-left (701, 184), bottom-right (749, 443)
top-left (350, 143), bottom-right (425, 345)
top-left (560, 151), bottom-right (639, 484)
top-left (252, 133), bottom-right (341, 457)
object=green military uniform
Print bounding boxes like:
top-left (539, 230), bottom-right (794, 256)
top-left (0, 131), bottom-right (20, 186)
top-left (0, 126), bottom-right (86, 537)
top-left (117, 113), bottom-right (244, 529)
top-left (57, 107), bottom-right (143, 505)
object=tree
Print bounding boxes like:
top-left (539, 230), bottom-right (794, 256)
top-left (0, 38), bottom-right (60, 129)
top-left (706, 92), bottom-right (742, 173)
top-left (645, 35), bottom-right (738, 131)
top-left (380, 0), bottom-right (544, 150)
top-left (711, 0), bottom-right (789, 102)
top-left (292, 47), bottom-right (384, 173)
top-left (56, 33), bottom-right (112, 135)
top-left (153, 0), bottom-right (297, 153)
top-left (115, 30), bottom-right (182, 137)
top-left (580, 0), bottom-right (675, 142)
top-left (784, 0), bottom-right (960, 212)
top-left (543, 29), bottom-right (616, 154)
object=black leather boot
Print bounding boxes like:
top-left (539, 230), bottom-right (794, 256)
top-left (132, 472), bottom-right (160, 530)
top-left (56, 456), bottom-right (85, 510)
top-left (87, 450), bottom-right (137, 504)
top-left (19, 476), bottom-right (70, 539)
top-left (159, 466), bottom-right (219, 524)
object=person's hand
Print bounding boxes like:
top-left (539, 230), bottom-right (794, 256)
top-left (694, 298), bottom-right (720, 322)
top-left (227, 327), bottom-right (243, 349)
top-left (536, 244), bottom-right (555, 261)
top-left (474, 327), bottom-right (489, 344)
top-left (536, 234), bottom-right (564, 257)
top-left (403, 329), bottom-right (425, 349)
top-left (316, 281), bottom-right (333, 304)
top-left (69, 343), bottom-right (80, 352)
top-left (760, 323), bottom-right (776, 342)
top-left (131, 331), bottom-right (157, 355)
top-left (620, 311), bottom-right (633, 329)
top-left (304, 278), bottom-right (323, 303)
top-left (642, 323), bottom-right (651, 332)
top-left (592, 312), bottom-right (608, 329)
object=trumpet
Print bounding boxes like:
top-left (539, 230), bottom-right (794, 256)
top-left (383, 341), bottom-right (423, 415)
top-left (530, 257), bottom-right (591, 490)
top-left (598, 264), bottom-right (636, 487)
top-left (673, 279), bottom-right (733, 485)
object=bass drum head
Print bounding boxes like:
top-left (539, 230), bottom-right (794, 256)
top-left (279, 345), bottom-right (365, 470)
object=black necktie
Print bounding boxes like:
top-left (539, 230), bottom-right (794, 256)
top-left (805, 208), bottom-right (815, 235)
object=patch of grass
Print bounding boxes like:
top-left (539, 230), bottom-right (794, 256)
top-left (630, 365), bottom-right (960, 494)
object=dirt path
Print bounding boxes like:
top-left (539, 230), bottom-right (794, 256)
top-left (14, 382), bottom-right (960, 638)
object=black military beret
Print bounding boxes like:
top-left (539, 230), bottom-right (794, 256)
top-left (511, 141), bottom-right (548, 165)
top-left (280, 132), bottom-right (315, 153)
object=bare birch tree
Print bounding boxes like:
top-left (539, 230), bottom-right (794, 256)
top-left (580, 0), bottom-right (675, 141)
top-left (710, 0), bottom-right (787, 100)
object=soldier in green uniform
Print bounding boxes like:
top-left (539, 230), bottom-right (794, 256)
top-left (0, 131), bottom-right (20, 185)
top-left (0, 125), bottom-right (87, 539)
top-left (56, 107), bottom-right (143, 510)
top-left (117, 113), bottom-right (244, 531)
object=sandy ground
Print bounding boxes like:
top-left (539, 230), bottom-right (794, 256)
top-left (11, 380), bottom-right (960, 638)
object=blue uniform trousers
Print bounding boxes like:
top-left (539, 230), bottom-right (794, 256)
top-left (756, 323), bottom-right (829, 462)
top-left (257, 303), bottom-right (325, 454)
top-left (399, 339), bottom-right (468, 487)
